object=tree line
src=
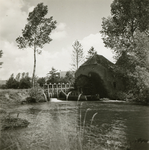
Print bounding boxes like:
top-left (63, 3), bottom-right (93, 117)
top-left (1, 68), bottom-right (74, 89)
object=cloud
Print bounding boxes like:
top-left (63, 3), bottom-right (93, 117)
top-left (36, 46), bottom-right (72, 77)
top-left (0, 41), bottom-right (33, 79)
top-left (0, 40), bottom-right (72, 80)
top-left (51, 23), bottom-right (67, 40)
top-left (0, 0), bottom-right (27, 42)
top-left (0, 1), bottom-right (69, 80)
top-left (56, 23), bottom-right (67, 31)
top-left (0, 33), bottom-right (114, 80)
top-left (80, 33), bottom-right (115, 62)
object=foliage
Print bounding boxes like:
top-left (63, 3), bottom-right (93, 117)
top-left (42, 68), bottom-right (75, 86)
top-left (71, 40), bottom-right (84, 71)
top-left (5, 73), bottom-right (31, 89)
top-left (19, 76), bottom-right (32, 89)
top-left (86, 46), bottom-right (97, 60)
top-left (6, 74), bottom-right (19, 89)
top-left (64, 71), bottom-right (75, 85)
top-left (15, 73), bottom-right (21, 82)
top-left (47, 67), bottom-right (60, 84)
top-left (28, 85), bottom-right (45, 102)
top-left (0, 50), bottom-right (3, 68)
top-left (130, 66), bottom-right (149, 103)
top-left (16, 3), bottom-right (57, 87)
top-left (37, 77), bottom-right (46, 87)
top-left (100, 0), bottom-right (149, 102)
top-left (46, 68), bottom-right (75, 85)
top-left (100, 0), bottom-right (149, 58)
top-left (133, 32), bottom-right (149, 69)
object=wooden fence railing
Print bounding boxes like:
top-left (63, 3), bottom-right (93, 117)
top-left (43, 83), bottom-right (72, 98)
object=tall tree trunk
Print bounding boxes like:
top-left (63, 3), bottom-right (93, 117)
top-left (32, 46), bottom-right (36, 87)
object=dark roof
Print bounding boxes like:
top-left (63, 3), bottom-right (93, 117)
top-left (81, 54), bottom-right (114, 68)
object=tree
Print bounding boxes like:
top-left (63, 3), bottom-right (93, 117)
top-left (0, 50), bottom-right (3, 68)
top-left (47, 67), bottom-right (59, 83)
top-left (15, 73), bottom-right (21, 82)
top-left (19, 76), bottom-right (31, 89)
top-left (21, 72), bottom-right (26, 79)
top-left (100, 0), bottom-right (149, 102)
top-left (100, 0), bottom-right (149, 58)
top-left (6, 74), bottom-right (19, 89)
top-left (86, 46), bottom-right (97, 60)
top-left (71, 40), bottom-right (84, 71)
top-left (19, 72), bottom-right (31, 89)
top-left (133, 32), bottom-right (149, 69)
top-left (64, 71), bottom-right (75, 85)
top-left (16, 3), bottom-right (57, 87)
top-left (37, 77), bottom-right (46, 87)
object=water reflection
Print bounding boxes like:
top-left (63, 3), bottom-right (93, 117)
top-left (0, 100), bottom-right (149, 150)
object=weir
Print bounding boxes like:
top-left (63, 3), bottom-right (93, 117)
top-left (43, 83), bottom-right (72, 99)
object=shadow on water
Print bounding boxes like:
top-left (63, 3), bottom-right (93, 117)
top-left (0, 99), bottom-right (149, 150)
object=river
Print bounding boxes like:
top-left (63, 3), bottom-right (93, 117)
top-left (1, 99), bottom-right (149, 150)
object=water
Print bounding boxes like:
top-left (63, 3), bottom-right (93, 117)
top-left (1, 99), bottom-right (149, 150)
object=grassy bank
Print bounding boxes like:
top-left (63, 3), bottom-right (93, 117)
top-left (0, 89), bottom-right (29, 109)
top-left (0, 89), bottom-right (30, 132)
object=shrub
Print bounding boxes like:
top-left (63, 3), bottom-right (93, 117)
top-left (28, 85), bottom-right (46, 102)
top-left (6, 77), bottom-right (19, 89)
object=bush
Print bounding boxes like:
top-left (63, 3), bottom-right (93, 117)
top-left (115, 91), bottom-right (135, 101)
top-left (28, 85), bottom-right (46, 102)
top-left (6, 77), bottom-right (19, 89)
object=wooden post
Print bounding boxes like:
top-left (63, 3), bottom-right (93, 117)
top-left (47, 84), bottom-right (49, 100)
top-left (56, 83), bottom-right (58, 98)
top-left (61, 83), bottom-right (62, 91)
top-left (65, 84), bottom-right (67, 93)
top-left (52, 84), bottom-right (53, 97)
top-left (54, 83), bottom-right (56, 97)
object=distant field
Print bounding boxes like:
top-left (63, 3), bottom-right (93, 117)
top-left (0, 80), bottom-right (6, 85)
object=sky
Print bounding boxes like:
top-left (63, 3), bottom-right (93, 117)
top-left (0, 0), bottom-right (114, 80)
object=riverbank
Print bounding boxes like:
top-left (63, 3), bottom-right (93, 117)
top-left (0, 89), bottom-right (30, 131)
top-left (0, 89), bottom-right (148, 109)
top-left (0, 89), bottom-right (29, 109)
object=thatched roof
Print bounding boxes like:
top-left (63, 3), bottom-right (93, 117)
top-left (81, 54), bottom-right (114, 68)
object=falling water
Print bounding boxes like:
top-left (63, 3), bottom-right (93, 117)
top-left (77, 93), bottom-right (82, 101)
top-left (43, 92), bottom-right (48, 101)
top-left (66, 91), bottom-right (72, 100)
top-left (84, 95), bottom-right (87, 100)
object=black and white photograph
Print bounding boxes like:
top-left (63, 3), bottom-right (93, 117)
top-left (0, 0), bottom-right (149, 150)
